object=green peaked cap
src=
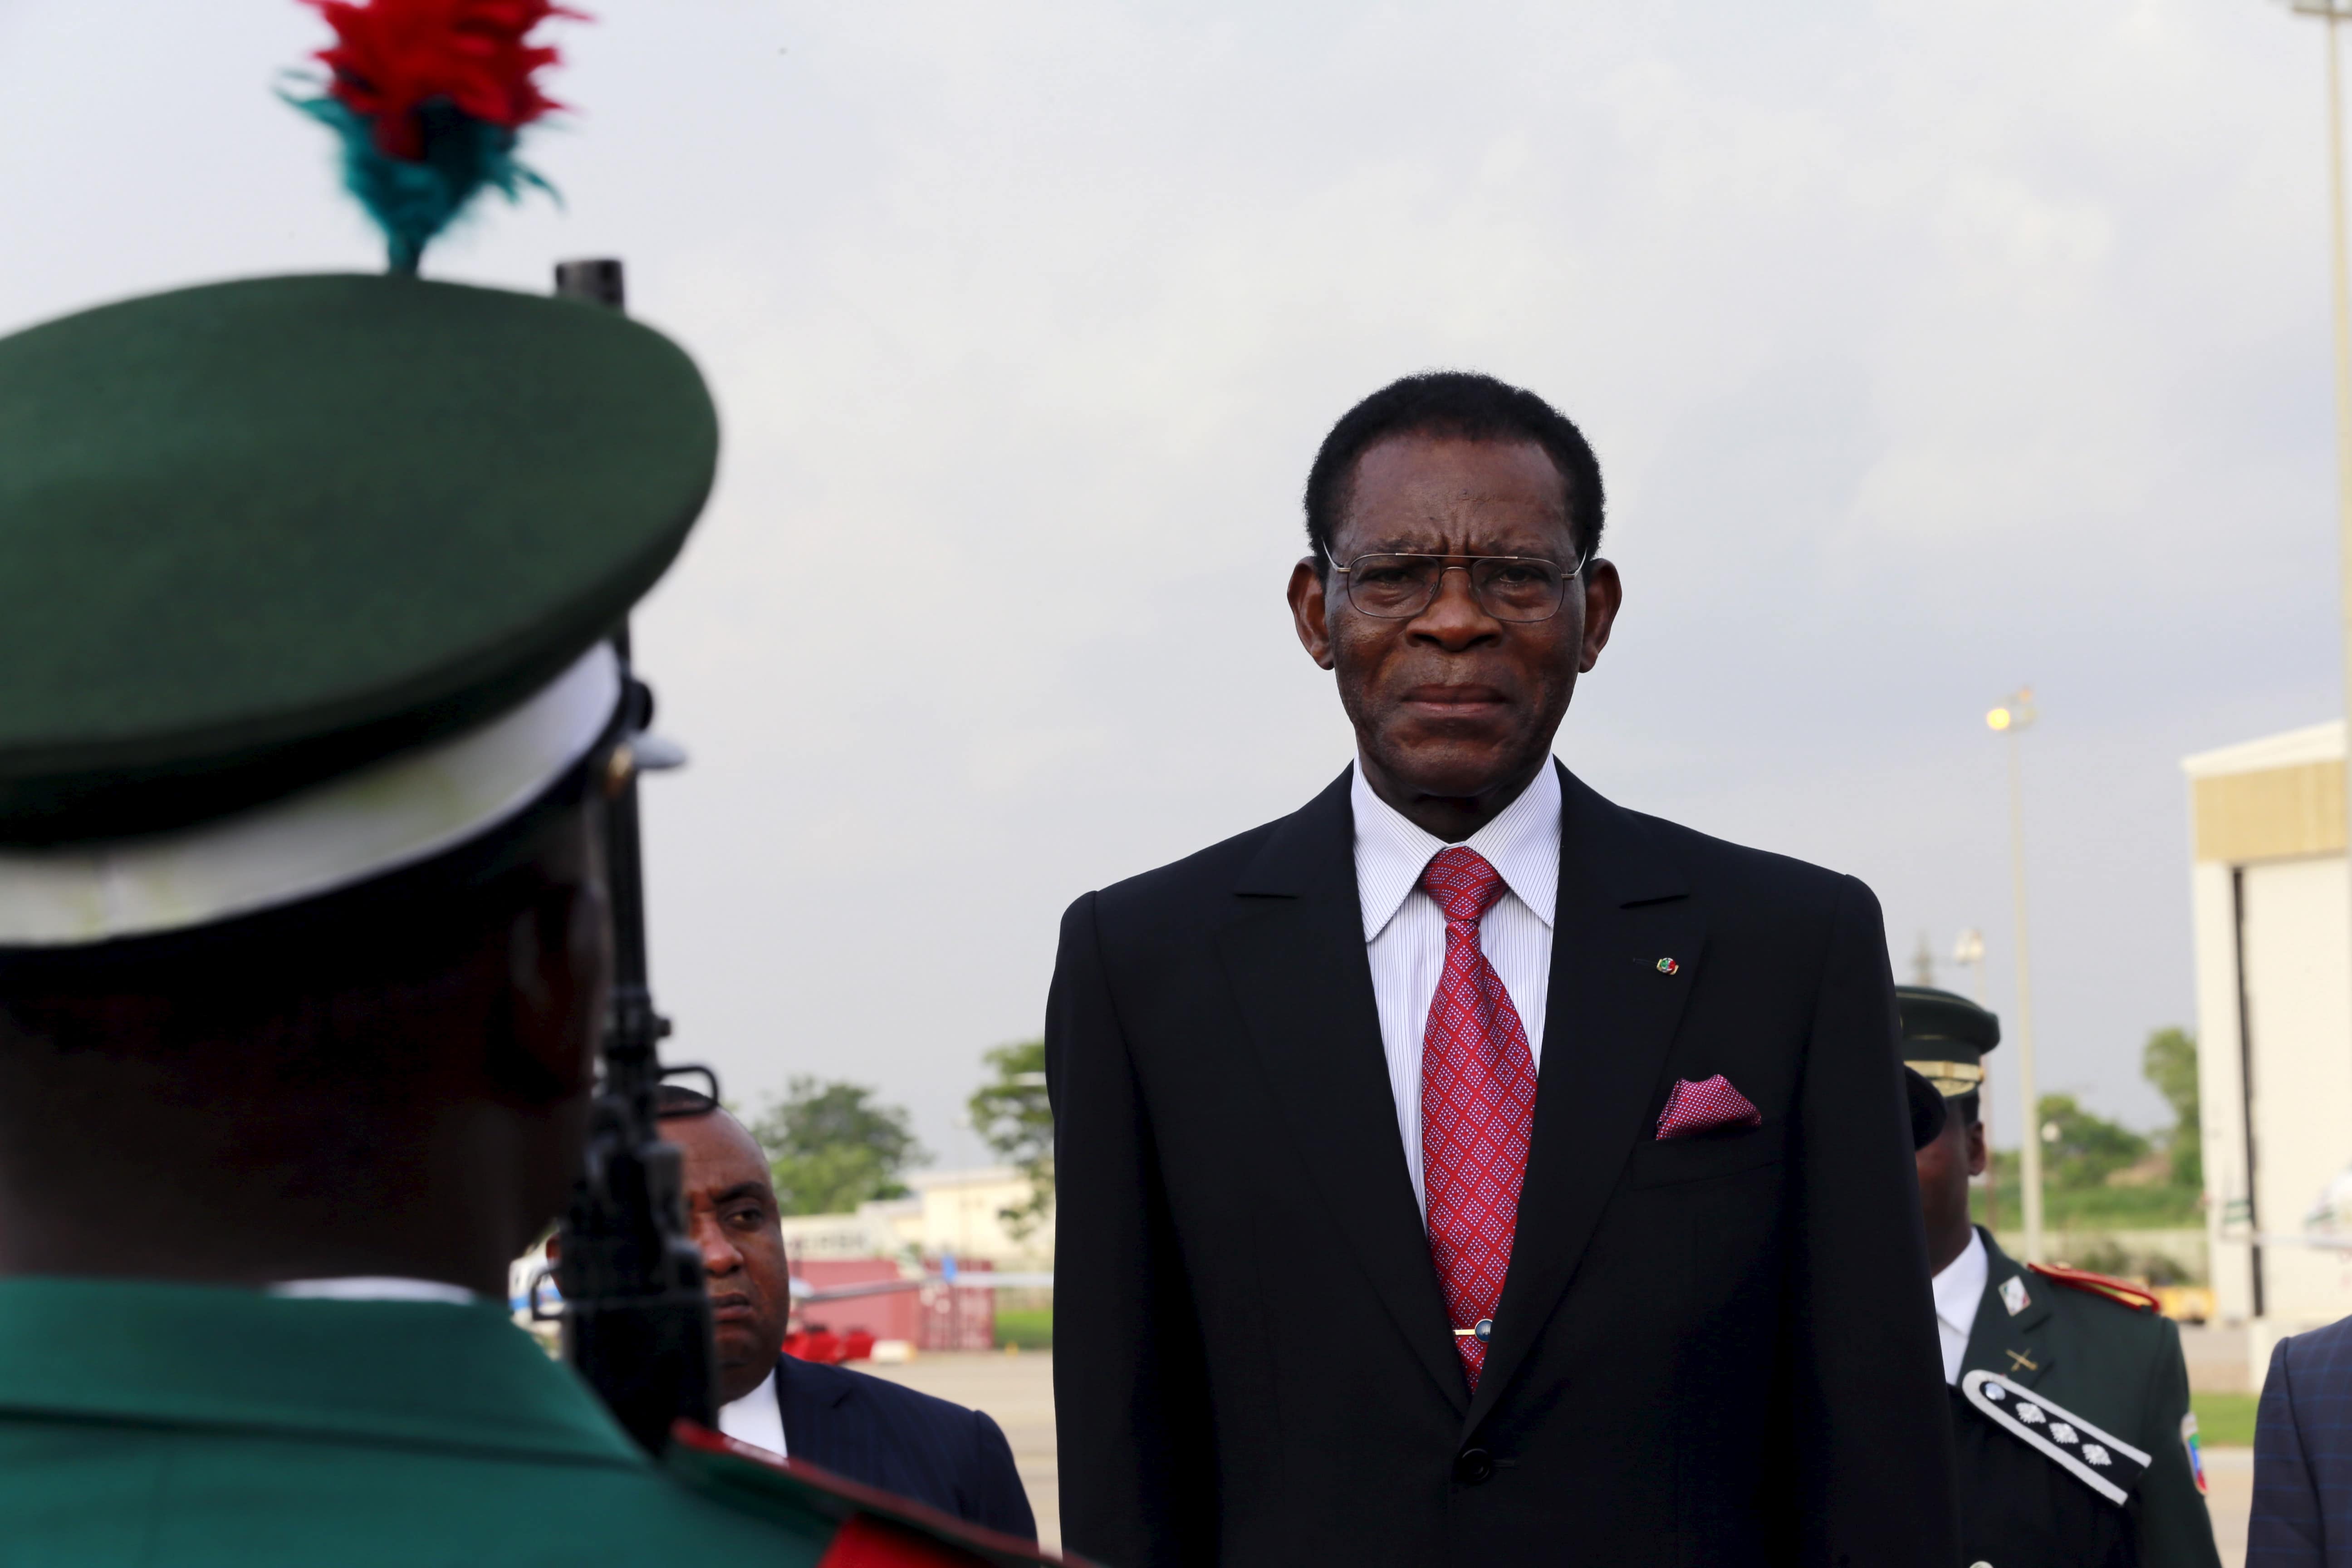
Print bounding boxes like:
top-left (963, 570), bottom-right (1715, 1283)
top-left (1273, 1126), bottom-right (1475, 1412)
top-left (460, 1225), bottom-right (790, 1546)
top-left (1894, 985), bottom-right (2000, 1097)
top-left (0, 273), bottom-right (718, 846)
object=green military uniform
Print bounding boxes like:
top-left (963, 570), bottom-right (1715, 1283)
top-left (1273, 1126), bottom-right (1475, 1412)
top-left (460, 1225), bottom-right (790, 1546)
top-left (0, 1280), bottom-right (823, 1566)
top-left (1954, 1228), bottom-right (2219, 1568)
top-left (1899, 986), bottom-right (2218, 1568)
top-left (0, 1279), bottom-right (1049, 1566)
top-left (0, 12), bottom-right (1053, 1565)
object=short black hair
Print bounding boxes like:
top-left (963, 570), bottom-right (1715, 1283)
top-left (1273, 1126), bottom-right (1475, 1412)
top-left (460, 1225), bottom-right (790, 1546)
top-left (1952, 1090), bottom-right (1981, 1130)
top-left (1303, 371), bottom-right (1605, 573)
top-left (0, 759), bottom-right (603, 1188)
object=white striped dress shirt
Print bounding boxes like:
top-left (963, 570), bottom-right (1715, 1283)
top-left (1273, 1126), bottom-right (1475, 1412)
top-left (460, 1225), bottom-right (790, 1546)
top-left (1351, 760), bottom-right (1562, 1217)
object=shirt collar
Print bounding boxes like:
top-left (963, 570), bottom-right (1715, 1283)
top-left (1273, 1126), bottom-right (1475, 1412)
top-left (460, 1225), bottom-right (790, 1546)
top-left (1351, 758), bottom-right (1562, 942)
top-left (1931, 1226), bottom-right (1989, 1340)
top-left (0, 1275), bottom-right (641, 1466)
top-left (268, 1275), bottom-right (482, 1306)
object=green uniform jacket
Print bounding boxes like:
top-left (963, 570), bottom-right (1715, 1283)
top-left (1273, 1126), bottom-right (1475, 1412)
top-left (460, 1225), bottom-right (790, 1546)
top-left (1960, 1229), bottom-right (2220, 1568)
top-left (0, 1276), bottom-right (1036, 1568)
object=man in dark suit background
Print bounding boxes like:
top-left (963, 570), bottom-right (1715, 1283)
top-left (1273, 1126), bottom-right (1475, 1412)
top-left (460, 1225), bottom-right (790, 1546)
top-left (2250, 1316), bottom-right (2352, 1565)
top-left (1046, 371), bottom-right (1957, 1566)
top-left (656, 1093), bottom-right (1036, 1540)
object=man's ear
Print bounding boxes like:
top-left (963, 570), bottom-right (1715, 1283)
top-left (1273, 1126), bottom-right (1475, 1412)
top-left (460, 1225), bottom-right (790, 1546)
top-left (1288, 557), bottom-right (1336, 671)
top-left (491, 886), bottom-right (603, 1105)
top-left (1965, 1117), bottom-right (1989, 1180)
top-left (1578, 558), bottom-right (1622, 674)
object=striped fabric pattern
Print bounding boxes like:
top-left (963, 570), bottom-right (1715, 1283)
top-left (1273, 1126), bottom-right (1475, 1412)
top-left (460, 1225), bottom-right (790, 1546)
top-left (775, 1356), bottom-right (1037, 1542)
top-left (1352, 760), bottom-right (1560, 1217)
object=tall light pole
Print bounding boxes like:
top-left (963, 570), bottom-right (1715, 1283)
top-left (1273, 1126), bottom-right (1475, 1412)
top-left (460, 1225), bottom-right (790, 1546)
top-left (1951, 926), bottom-right (1997, 1225)
top-left (1988, 690), bottom-right (2044, 1264)
top-left (2284, 0), bottom-right (2352, 896)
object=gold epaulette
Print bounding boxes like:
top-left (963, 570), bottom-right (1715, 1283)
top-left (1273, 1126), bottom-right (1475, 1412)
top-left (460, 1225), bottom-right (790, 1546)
top-left (2027, 1261), bottom-right (2160, 1313)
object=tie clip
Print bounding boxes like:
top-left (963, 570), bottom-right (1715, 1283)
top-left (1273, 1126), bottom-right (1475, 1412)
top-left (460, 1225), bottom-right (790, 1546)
top-left (1452, 1318), bottom-right (1494, 1342)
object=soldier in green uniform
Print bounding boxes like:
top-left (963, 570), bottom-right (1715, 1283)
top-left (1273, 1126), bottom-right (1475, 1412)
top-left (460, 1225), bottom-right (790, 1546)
top-left (0, 10), bottom-right (1054, 1566)
top-left (1902, 984), bottom-right (2220, 1568)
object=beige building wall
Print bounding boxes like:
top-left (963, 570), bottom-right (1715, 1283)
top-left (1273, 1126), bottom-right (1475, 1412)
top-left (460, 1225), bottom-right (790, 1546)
top-left (2241, 858), bottom-right (2352, 1326)
top-left (774, 1168), bottom-right (1054, 1269)
top-left (906, 1166), bottom-right (1056, 1269)
top-left (2184, 721), bottom-right (2352, 1331)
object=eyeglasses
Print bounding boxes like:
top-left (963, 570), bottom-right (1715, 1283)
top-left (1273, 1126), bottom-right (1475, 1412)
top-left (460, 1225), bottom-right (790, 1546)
top-left (1333, 552), bottom-right (1584, 623)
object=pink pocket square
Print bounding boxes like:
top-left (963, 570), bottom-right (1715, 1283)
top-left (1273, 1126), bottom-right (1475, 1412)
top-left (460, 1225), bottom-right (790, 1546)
top-left (1654, 1075), bottom-right (1762, 1139)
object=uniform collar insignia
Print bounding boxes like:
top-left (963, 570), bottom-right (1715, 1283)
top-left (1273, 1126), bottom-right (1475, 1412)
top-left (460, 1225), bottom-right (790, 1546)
top-left (1999, 1274), bottom-right (2030, 1316)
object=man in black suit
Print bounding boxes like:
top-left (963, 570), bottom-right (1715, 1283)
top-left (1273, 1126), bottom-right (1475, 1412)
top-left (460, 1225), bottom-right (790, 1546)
top-left (1046, 371), bottom-right (1957, 1566)
top-left (657, 1094), bottom-right (1036, 1540)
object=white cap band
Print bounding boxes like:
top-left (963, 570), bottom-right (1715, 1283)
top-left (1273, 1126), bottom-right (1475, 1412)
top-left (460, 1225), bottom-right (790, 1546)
top-left (0, 644), bottom-right (621, 947)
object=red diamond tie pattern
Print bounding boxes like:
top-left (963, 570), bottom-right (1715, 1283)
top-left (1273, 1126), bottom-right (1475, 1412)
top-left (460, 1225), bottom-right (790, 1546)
top-left (1418, 845), bottom-right (1537, 1393)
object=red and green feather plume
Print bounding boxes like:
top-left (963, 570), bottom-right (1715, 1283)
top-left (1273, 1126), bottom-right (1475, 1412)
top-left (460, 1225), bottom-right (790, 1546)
top-left (287, 0), bottom-right (583, 273)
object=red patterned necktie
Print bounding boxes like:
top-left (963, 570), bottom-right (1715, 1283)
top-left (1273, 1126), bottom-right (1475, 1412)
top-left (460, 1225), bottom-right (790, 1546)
top-left (1419, 845), bottom-right (1538, 1392)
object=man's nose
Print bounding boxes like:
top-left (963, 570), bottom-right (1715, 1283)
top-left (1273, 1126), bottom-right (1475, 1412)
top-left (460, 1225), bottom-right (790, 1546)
top-left (1408, 564), bottom-right (1500, 646)
top-left (691, 1214), bottom-right (742, 1276)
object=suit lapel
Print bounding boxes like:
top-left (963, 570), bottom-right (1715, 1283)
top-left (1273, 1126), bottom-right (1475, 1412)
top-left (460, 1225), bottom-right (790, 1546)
top-left (1467, 765), bottom-right (1702, 1431)
top-left (1217, 768), bottom-right (1466, 1414)
top-left (1964, 1231), bottom-right (2057, 1388)
top-left (773, 1354), bottom-right (851, 1463)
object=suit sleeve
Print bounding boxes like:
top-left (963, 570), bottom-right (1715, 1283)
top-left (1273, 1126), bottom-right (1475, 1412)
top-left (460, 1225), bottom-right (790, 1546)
top-left (960, 1409), bottom-right (1038, 1542)
top-left (2250, 1335), bottom-right (2324, 1567)
top-left (1046, 892), bottom-right (1217, 1568)
top-left (1786, 875), bottom-right (1960, 1566)
top-left (2136, 1316), bottom-right (2223, 1568)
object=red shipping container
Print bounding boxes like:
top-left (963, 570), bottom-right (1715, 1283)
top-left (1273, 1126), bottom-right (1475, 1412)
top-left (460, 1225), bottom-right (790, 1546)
top-left (786, 1256), bottom-right (996, 1354)
top-left (790, 1258), bottom-right (921, 1345)
top-left (916, 1257), bottom-right (995, 1352)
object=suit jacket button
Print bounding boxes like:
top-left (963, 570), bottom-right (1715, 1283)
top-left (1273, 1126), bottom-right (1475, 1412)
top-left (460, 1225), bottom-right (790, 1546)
top-left (1455, 1448), bottom-right (1495, 1485)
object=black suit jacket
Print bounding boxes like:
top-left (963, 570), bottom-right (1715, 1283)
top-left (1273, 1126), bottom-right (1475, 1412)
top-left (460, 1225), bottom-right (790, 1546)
top-left (1046, 764), bottom-right (1957, 1567)
top-left (774, 1355), bottom-right (1036, 1541)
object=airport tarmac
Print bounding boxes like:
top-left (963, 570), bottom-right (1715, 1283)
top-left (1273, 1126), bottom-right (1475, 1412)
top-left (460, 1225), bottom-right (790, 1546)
top-left (865, 1349), bottom-right (1061, 1553)
top-left (866, 1347), bottom-right (2254, 1563)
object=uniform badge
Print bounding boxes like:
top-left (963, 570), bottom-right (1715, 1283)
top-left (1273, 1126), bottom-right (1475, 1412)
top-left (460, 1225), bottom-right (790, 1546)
top-left (2000, 1274), bottom-right (2031, 1316)
top-left (1961, 1370), bottom-right (2151, 1505)
top-left (2182, 1411), bottom-right (2206, 1496)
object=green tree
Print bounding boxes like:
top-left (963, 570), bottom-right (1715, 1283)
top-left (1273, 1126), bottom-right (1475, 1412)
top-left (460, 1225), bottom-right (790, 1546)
top-left (2142, 1027), bottom-right (2201, 1191)
top-left (968, 1040), bottom-right (1054, 1241)
top-left (748, 1077), bottom-right (927, 1217)
top-left (2036, 1093), bottom-right (2150, 1191)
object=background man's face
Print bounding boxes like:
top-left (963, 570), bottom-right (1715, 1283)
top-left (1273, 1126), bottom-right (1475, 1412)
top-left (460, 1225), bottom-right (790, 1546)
top-left (1290, 433), bottom-right (1619, 811)
top-left (665, 1109), bottom-right (794, 1405)
top-left (1913, 1102), bottom-right (1989, 1264)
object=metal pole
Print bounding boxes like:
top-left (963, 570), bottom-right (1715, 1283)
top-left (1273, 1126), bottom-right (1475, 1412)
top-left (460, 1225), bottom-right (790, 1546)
top-left (2006, 721), bottom-right (2045, 1265)
top-left (2328, 16), bottom-right (2352, 943)
top-left (548, 257), bottom-right (719, 1455)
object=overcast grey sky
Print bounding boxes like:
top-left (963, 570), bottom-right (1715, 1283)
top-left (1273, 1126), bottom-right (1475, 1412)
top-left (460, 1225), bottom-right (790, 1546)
top-left (2, 1), bottom-right (2337, 1161)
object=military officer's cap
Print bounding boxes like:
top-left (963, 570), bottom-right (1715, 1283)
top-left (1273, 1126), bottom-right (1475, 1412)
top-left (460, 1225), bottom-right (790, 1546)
top-left (1903, 1065), bottom-right (1948, 1151)
top-left (1896, 985), bottom-right (2001, 1098)
top-left (0, 10), bottom-right (717, 948)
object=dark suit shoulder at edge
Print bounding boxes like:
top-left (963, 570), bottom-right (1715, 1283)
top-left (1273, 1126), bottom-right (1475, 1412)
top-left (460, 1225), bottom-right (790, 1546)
top-left (1085, 815), bottom-right (1291, 916)
top-left (1610, 799), bottom-right (1856, 908)
top-left (1072, 774), bottom-right (1867, 923)
top-left (779, 1354), bottom-right (1000, 1431)
top-left (2278, 1312), bottom-right (2352, 1369)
